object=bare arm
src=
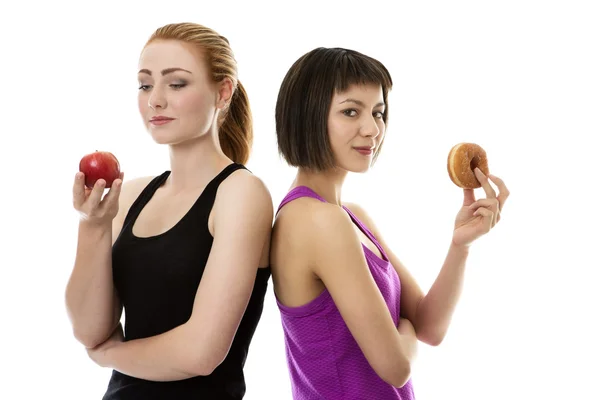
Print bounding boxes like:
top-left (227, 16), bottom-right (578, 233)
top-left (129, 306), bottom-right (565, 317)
top-left (65, 220), bottom-right (121, 349)
top-left (344, 202), bottom-right (464, 346)
top-left (96, 173), bottom-right (273, 381)
top-left (345, 170), bottom-right (509, 347)
top-left (65, 174), bottom-right (149, 348)
top-left (309, 205), bottom-right (417, 388)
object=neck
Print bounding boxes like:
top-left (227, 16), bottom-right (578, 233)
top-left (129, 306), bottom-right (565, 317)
top-left (166, 129), bottom-right (231, 191)
top-left (293, 167), bottom-right (348, 206)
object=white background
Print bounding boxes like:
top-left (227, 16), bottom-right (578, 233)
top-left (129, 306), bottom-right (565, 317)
top-left (2, 0), bottom-right (599, 399)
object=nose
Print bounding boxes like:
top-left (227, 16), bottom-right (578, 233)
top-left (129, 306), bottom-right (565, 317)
top-left (148, 87), bottom-right (167, 110)
top-left (359, 115), bottom-right (381, 138)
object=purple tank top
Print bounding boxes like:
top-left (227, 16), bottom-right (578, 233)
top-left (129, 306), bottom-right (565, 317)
top-left (275, 186), bottom-right (415, 400)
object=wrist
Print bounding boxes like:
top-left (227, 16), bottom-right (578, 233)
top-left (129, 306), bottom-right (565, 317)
top-left (449, 240), bottom-right (470, 255)
top-left (102, 342), bottom-right (121, 369)
top-left (79, 219), bottom-right (112, 234)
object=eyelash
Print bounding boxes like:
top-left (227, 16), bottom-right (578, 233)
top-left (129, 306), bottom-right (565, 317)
top-left (343, 109), bottom-right (385, 119)
top-left (138, 83), bottom-right (187, 91)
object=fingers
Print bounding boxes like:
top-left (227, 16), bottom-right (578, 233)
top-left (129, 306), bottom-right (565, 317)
top-left (473, 207), bottom-right (494, 218)
top-left (469, 198), bottom-right (499, 226)
top-left (474, 168), bottom-right (497, 199)
top-left (468, 198), bottom-right (499, 212)
top-left (99, 178), bottom-right (123, 212)
top-left (463, 188), bottom-right (476, 206)
top-left (73, 172), bottom-right (86, 209)
top-left (87, 179), bottom-right (106, 208)
top-left (473, 207), bottom-right (494, 231)
top-left (488, 174), bottom-right (509, 211)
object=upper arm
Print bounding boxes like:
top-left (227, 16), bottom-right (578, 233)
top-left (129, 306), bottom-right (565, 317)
top-left (186, 172), bottom-right (273, 371)
top-left (309, 206), bottom-right (409, 386)
top-left (343, 203), bottom-right (424, 326)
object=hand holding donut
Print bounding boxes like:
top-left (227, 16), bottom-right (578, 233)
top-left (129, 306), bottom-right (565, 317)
top-left (447, 143), bottom-right (510, 247)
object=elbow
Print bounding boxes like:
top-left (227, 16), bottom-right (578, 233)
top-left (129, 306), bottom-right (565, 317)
top-left (189, 348), bottom-right (227, 377)
top-left (417, 328), bottom-right (445, 347)
top-left (380, 357), bottom-right (412, 388)
top-left (68, 315), bottom-right (114, 348)
top-left (425, 336), bottom-right (444, 347)
top-left (72, 328), bottom-right (107, 349)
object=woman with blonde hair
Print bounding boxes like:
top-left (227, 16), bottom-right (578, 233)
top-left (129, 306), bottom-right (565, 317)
top-left (65, 22), bottom-right (273, 399)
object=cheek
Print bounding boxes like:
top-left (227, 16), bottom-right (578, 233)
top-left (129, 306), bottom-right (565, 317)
top-left (138, 92), bottom-right (148, 110)
top-left (327, 119), bottom-right (348, 148)
top-left (173, 89), bottom-right (213, 117)
top-left (376, 122), bottom-right (386, 140)
top-left (138, 93), bottom-right (149, 122)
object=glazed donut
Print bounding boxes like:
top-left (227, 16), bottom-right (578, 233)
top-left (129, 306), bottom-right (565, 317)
top-left (447, 143), bottom-right (489, 189)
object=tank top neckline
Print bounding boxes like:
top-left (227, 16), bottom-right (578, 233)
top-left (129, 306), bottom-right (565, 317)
top-left (127, 162), bottom-right (242, 241)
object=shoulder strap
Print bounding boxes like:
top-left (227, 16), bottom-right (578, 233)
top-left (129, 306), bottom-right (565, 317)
top-left (189, 163), bottom-right (248, 221)
top-left (343, 205), bottom-right (389, 261)
top-left (201, 162), bottom-right (248, 201)
top-left (276, 186), bottom-right (326, 215)
top-left (121, 171), bottom-right (170, 229)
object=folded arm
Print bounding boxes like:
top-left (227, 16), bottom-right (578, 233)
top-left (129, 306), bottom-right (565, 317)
top-left (94, 173), bottom-right (273, 381)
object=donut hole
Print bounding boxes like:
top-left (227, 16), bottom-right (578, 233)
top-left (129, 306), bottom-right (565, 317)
top-left (470, 157), bottom-right (479, 171)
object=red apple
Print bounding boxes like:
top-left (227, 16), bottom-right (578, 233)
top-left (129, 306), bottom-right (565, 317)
top-left (79, 151), bottom-right (121, 189)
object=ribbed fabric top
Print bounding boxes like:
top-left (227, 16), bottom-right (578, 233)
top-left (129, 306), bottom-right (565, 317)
top-left (275, 186), bottom-right (415, 400)
top-left (104, 163), bottom-right (271, 399)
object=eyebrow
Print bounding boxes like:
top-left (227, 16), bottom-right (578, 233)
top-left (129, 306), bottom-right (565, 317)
top-left (138, 68), bottom-right (192, 76)
top-left (339, 98), bottom-right (386, 108)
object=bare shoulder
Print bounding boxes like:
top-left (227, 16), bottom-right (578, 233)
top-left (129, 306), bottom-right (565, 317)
top-left (275, 198), bottom-right (357, 261)
top-left (119, 176), bottom-right (156, 205)
top-left (216, 168), bottom-right (273, 213)
top-left (210, 168), bottom-right (273, 264)
top-left (343, 201), bottom-right (371, 223)
top-left (310, 203), bottom-right (363, 259)
top-left (278, 196), bottom-right (348, 226)
top-left (343, 201), bottom-right (382, 238)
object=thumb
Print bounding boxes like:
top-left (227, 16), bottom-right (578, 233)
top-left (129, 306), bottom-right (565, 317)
top-left (463, 189), bottom-right (476, 206)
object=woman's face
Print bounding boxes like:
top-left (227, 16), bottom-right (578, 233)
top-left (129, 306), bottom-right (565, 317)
top-left (137, 40), bottom-right (221, 146)
top-left (327, 83), bottom-right (386, 173)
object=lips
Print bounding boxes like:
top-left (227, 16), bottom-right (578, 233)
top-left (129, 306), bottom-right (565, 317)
top-left (150, 116), bottom-right (175, 126)
top-left (354, 147), bottom-right (374, 155)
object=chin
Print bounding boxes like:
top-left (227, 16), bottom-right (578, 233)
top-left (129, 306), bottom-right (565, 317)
top-left (146, 126), bottom-right (189, 146)
top-left (338, 161), bottom-right (372, 174)
top-left (353, 165), bottom-right (371, 174)
top-left (148, 131), bottom-right (176, 145)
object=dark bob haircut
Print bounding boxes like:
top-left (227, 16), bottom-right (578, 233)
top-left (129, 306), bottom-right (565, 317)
top-left (275, 47), bottom-right (393, 171)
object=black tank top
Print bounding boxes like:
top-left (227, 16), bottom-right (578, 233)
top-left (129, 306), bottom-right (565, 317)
top-left (103, 163), bottom-right (271, 400)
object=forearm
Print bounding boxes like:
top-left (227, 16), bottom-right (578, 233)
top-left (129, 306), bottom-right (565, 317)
top-left (415, 243), bottom-right (469, 345)
top-left (65, 221), bottom-right (119, 347)
top-left (106, 324), bottom-right (209, 381)
top-left (397, 319), bottom-right (418, 364)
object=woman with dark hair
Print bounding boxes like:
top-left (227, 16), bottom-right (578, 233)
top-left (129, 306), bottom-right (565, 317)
top-left (271, 47), bottom-right (509, 399)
